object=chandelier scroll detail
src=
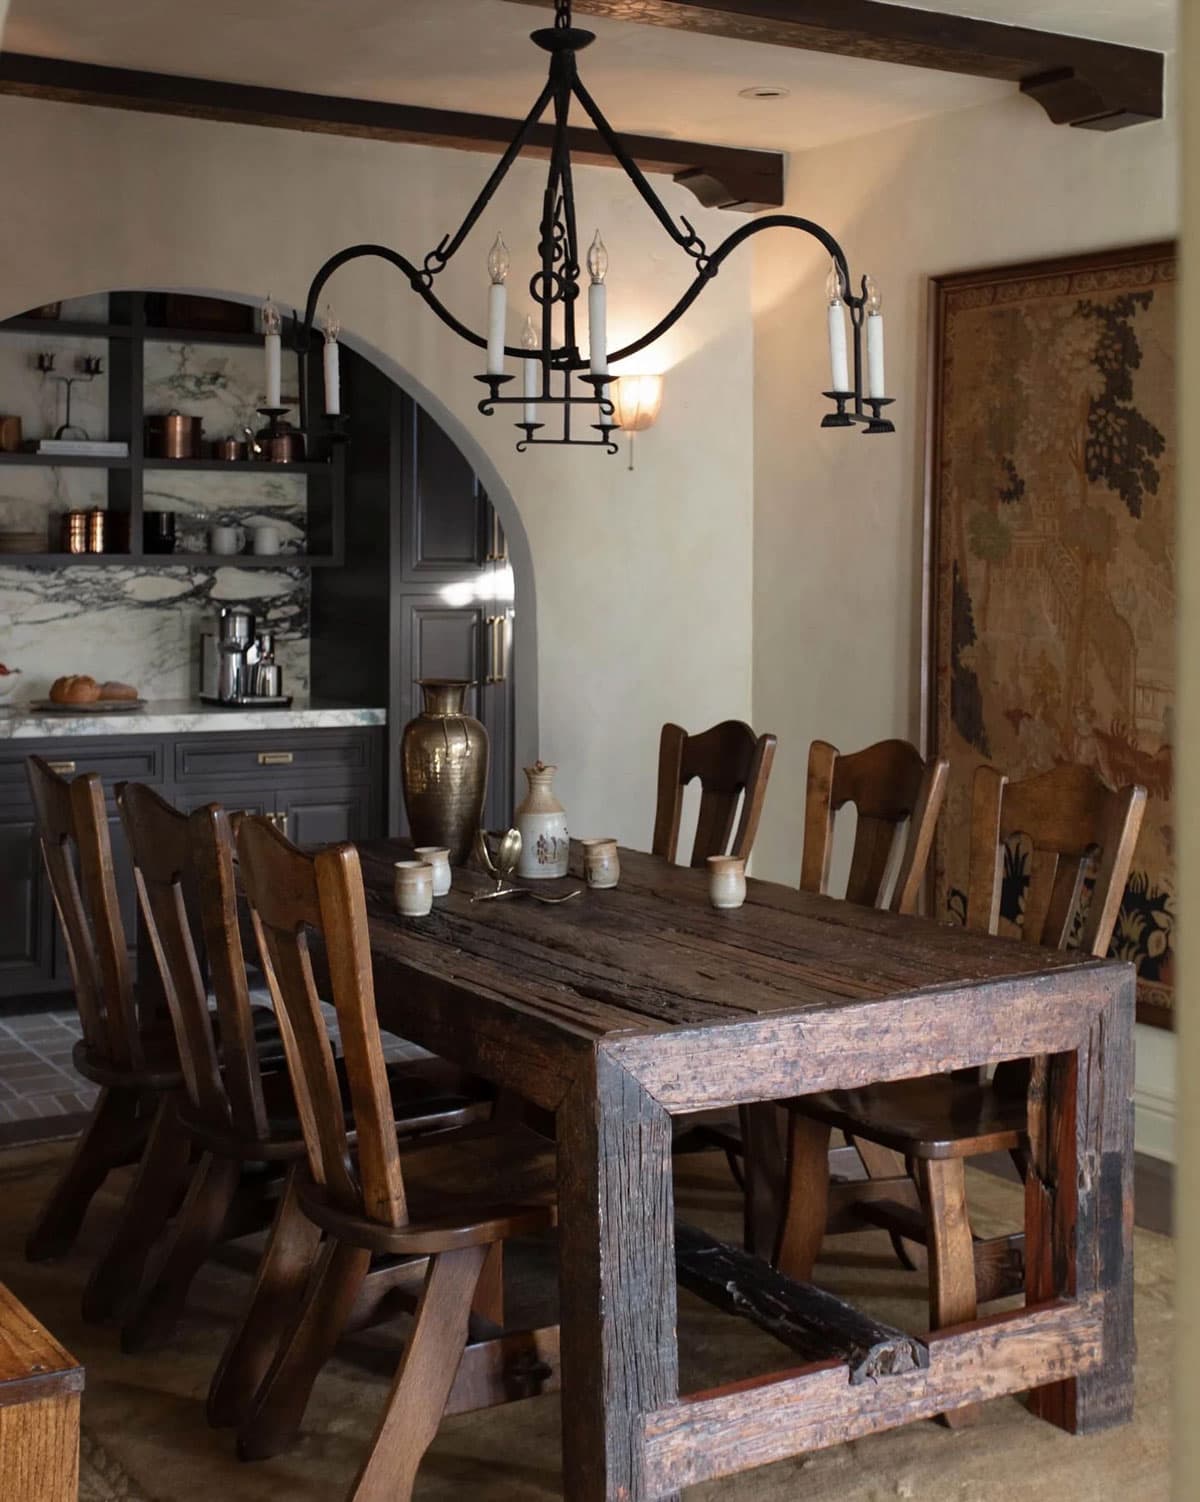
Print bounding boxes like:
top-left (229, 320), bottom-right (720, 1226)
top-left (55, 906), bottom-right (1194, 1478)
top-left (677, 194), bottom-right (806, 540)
top-left (285, 0), bottom-right (895, 453)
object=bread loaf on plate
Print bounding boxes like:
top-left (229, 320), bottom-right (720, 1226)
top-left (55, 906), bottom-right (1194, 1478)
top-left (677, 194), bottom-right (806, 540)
top-left (49, 675), bottom-right (101, 705)
top-left (99, 681), bottom-right (139, 702)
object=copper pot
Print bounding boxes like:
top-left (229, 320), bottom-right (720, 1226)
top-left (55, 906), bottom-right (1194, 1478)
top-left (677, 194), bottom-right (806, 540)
top-left (211, 437), bottom-right (247, 462)
top-left (146, 410), bottom-right (203, 460)
top-left (254, 418), bottom-right (305, 464)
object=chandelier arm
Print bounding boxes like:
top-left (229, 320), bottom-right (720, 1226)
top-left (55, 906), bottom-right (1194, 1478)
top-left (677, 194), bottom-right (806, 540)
top-left (569, 73), bottom-right (706, 260)
top-left (437, 73), bottom-right (558, 271)
top-left (606, 213), bottom-right (854, 366)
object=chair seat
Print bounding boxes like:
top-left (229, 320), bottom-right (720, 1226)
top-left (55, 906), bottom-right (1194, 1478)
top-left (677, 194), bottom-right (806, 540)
top-left (295, 1123), bottom-right (557, 1255)
top-left (73, 1032), bottom-right (184, 1091)
top-left (183, 1054), bottom-right (494, 1161)
top-left (794, 1076), bottom-right (1027, 1161)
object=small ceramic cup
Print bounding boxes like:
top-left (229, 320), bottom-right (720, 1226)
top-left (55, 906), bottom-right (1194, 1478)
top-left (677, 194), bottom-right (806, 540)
top-left (707, 854), bottom-right (747, 911)
top-left (209, 523), bottom-right (245, 556)
top-left (414, 846), bottom-right (452, 898)
top-left (252, 524), bottom-right (281, 556)
top-left (582, 838), bottom-right (620, 889)
top-left (393, 860), bottom-right (433, 917)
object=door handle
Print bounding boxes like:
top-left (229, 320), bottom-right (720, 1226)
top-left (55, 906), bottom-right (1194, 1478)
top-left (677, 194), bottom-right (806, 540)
top-left (486, 615), bottom-right (507, 684)
top-left (47, 760), bottom-right (76, 776)
top-left (257, 750), bottom-right (294, 766)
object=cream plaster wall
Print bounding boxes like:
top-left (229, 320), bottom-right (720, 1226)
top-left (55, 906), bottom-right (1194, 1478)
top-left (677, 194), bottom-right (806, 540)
top-left (752, 84), bottom-right (1180, 1156)
top-left (0, 93), bottom-right (754, 848)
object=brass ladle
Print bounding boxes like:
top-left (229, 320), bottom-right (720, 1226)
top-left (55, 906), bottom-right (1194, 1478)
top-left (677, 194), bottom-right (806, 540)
top-left (472, 828), bottom-right (523, 901)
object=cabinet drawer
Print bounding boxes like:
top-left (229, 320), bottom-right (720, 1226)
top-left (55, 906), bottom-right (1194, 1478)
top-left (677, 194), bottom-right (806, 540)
top-left (0, 739), bottom-right (165, 803)
top-left (174, 730), bottom-right (375, 786)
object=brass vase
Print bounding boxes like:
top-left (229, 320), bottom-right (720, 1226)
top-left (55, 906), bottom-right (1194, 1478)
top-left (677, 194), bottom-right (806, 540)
top-left (401, 679), bottom-right (489, 866)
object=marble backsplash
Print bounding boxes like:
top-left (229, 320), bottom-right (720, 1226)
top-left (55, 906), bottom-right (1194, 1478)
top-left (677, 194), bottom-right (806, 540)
top-left (0, 562), bottom-right (310, 703)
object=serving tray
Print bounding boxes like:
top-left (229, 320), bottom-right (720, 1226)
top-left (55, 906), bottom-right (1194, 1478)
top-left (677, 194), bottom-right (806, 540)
top-left (30, 699), bottom-right (146, 714)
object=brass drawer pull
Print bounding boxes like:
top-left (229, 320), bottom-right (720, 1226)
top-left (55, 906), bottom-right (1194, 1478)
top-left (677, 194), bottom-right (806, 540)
top-left (47, 760), bottom-right (76, 776)
top-left (257, 751), bottom-right (294, 766)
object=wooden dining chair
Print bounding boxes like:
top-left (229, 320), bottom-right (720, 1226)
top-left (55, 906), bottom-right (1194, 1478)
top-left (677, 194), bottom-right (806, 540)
top-left (652, 719), bottom-right (777, 867)
top-left (23, 756), bottom-right (183, 1277)
top-left (776, 760), bottom-right (1146, 1423)
top-left (233, 815), bottom-right (557, 1497)
top-left (112, 782), bottom-right (492, 1392)
top-left (742, 738), bottom-right (949, 1254)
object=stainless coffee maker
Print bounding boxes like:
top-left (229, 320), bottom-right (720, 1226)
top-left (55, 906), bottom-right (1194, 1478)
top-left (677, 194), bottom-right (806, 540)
top-left (200, 606), bottom-right (289, 704)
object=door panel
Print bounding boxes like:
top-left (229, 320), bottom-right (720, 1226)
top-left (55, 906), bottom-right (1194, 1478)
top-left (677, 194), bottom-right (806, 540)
top-left (0, 813), bottom-right (54, 995)
top-left (277, 788), bottom-right (372, 846)
top-left (403, 405), bottom-right (486, 578)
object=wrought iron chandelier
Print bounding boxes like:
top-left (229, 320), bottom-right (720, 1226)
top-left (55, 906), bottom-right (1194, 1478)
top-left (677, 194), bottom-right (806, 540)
top-left (289, 0), bottom-right (895, 453)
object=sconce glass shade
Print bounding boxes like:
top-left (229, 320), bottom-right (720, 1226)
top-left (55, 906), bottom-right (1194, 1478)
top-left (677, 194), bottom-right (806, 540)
top-left (611, 373), bottom-right (664, 433)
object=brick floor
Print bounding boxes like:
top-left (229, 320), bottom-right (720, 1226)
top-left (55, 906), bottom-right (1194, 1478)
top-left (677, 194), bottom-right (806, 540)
top-left (0, 1010), bottom-right (97, 1123)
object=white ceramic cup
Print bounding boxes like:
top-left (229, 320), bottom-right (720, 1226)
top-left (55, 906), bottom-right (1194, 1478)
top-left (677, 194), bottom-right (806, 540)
top-left (393, 860), bottom-right (434, 917)
top-left (414, 846), bottom-right (452, 898)
top-left (582, 838), bottom-right (620, 889)
top-left (210, 524), bottom-right (245, 556)
top-left (707, 854), bottom-right (747, 911)
top-left (252, 524), bottom-right (281, 556)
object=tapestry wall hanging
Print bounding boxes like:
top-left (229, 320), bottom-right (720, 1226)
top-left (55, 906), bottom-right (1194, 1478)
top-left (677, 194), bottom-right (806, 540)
top-left (926, 243), bottom-right (1176, 1028)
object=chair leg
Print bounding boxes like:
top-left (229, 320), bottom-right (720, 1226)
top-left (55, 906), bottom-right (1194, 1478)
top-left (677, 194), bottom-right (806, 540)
top-left (470, 1241), bottom-right (504, 1330)
top-left (917, 1157), bottom-right (980, 1428)
top-left (82, 1094), bottom-right (193, 1323)
top-left (207, 1165), bottom-right (323, 1429)
top-left (238, 1238), bottom-right (372, 1461)
top-left (26, 1085), bottom-right (143, 1262)
top-left (741, 1103), bottom-right (788, 1256)
top-left (120, 1151), bottom-right (241, 1353)
top-left (350, 1244), bottom-right (488, 1502)
top-left (774, 1115), bottom-right (832, 1279)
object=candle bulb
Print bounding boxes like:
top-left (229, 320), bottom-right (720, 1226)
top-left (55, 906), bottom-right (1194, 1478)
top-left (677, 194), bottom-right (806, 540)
top-left (322, 306), bottom-right (341, 417)
top-left (262, 296), bottom-right (282, 409)
top-left (521, 314), bottom-right (540, 427)
top-left (486, 234), bottom-right (510, 377)
top-left (825, 262), bottom-right (849, 394)
top-left (587, 230), bottom-right (609, 376)
top-left (864, 275), bottom-right (886, 399)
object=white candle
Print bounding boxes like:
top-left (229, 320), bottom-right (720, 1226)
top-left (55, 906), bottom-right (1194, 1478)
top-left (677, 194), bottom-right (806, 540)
top-left (487, 282), bottom-right (507, 376)
top-left (264, 331), bottom-right (282, 409)
top-left (520, 313), bottom-right (539, 426)
top-left (323, 337), bottom-right (341, 416)
top-left (588, 281), bottom-right (607, 376)
top-left (827, 300), bottom-right (849, 393)
top-left (867, 313), bottom-right (885, 398)
top-left (523, 356), bottom-right (539, 426)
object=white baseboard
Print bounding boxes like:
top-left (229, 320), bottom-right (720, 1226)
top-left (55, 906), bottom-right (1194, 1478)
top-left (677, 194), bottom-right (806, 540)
top-left (1134, 1084), bottom-right (1176, 1164)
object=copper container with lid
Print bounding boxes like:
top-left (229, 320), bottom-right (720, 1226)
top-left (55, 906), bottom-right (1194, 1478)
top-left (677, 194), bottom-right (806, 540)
top-left (146, 410), bottom-right (203, 460)
top-left (86, 508), bottom-right (106, 554)
top-left (64, 511), bottom-right (89, 554)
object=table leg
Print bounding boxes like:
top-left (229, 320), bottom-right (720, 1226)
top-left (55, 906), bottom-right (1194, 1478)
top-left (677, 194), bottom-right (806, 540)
top-left (557, 1051), bottom-right (680, 1502)
top-left (1025, 968), bottom-right (1135, 1433)
top-left (740, 1103), bottom-right (787, 1256)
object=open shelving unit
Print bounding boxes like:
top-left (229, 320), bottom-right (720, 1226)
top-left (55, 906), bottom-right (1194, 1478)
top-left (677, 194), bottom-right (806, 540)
top-left (0, 292), bottom-right (344, 569)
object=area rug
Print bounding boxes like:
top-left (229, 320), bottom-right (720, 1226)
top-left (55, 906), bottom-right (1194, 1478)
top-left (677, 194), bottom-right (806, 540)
top-left (0, 1140), bottom-right (1171, 1501)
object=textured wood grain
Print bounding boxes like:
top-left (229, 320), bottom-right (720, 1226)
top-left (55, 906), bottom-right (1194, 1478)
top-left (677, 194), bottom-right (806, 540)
top-left (641, 1296), bottom-right (1105, 1493)
top-left (675, 1223), bottom-right (926, 1383)
top-left (0, 1394), bottom-right (80, 1502)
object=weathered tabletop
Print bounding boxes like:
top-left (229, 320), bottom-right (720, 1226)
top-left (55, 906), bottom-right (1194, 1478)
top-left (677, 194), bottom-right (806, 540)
top-left (355, 840), bottom-right (1135, 1501)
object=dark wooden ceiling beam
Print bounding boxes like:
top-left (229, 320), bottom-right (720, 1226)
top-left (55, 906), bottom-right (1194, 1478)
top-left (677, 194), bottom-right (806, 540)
top-left (513, 0), bottom-right (1164, 131)
top-left (0, 51), bottom-right (783, 211)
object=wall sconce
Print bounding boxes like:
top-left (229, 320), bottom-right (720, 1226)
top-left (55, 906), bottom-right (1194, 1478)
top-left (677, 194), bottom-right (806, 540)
top-left (611, 374), bottom-right (664, 470)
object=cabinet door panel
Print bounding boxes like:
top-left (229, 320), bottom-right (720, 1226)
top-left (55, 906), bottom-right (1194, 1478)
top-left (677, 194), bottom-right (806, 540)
top-left (403, 405), bottom-right (485, 578)
top-left (0, 814), bottom-right (54, 994)
top-left (277, 787), bottom-right (372, 847)
top-left (398, 601), bottom-right (484, 730)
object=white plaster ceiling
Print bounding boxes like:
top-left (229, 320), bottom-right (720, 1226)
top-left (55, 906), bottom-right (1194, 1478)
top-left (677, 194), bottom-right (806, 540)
top-left (1, 0), bottom-right (1175, 154)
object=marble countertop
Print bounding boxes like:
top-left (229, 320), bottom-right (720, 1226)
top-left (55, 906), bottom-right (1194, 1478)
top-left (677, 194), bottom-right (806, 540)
top-left (0, 698), bottom-right (386, 740)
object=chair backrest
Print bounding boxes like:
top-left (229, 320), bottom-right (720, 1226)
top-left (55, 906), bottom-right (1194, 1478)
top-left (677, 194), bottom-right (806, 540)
top-left (800, 739), bottom-right (949, 915)
top-left (237, 814), bottom-right (405, 1226)
top-left (117, 782), bottom-right (271, 1142)
top-left (652, 720), bottom-right (777, 868)
top-left (26, 755), bottom-right (140, 1068)
top-left (966, 761), bottom-right (1147, 955)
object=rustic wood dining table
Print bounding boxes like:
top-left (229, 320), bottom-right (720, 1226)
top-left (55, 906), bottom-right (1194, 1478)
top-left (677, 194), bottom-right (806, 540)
top-left (353, 839), bottom-right (1135, 1501)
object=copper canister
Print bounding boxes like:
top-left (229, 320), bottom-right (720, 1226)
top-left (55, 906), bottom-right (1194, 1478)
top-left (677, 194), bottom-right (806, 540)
top-left (64, 510), bottom-right (89, 554)
top-left (145, 411), bottom-right (203, 460)
top-left (86, 508), bottom-right (106, 554)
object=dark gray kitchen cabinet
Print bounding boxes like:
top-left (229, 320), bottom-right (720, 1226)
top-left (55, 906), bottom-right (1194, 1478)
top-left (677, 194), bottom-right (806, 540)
top-left (0, 724), bottom-right (384, 1010)
top-left (0, 808), bottom-right (54, 997)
